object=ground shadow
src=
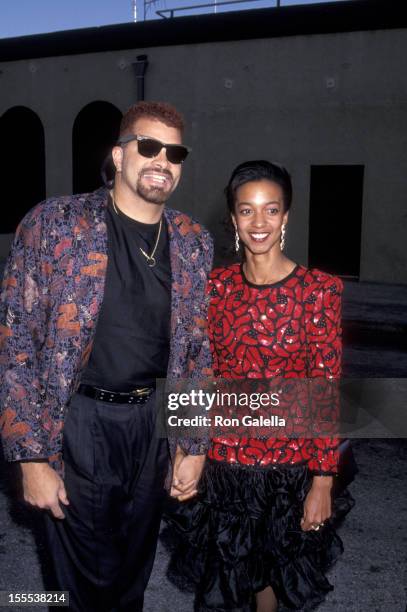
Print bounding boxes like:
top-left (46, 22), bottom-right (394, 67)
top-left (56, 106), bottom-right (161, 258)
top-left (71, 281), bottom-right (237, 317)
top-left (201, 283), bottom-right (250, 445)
top-left (0, 444), bottom-right (59, 595)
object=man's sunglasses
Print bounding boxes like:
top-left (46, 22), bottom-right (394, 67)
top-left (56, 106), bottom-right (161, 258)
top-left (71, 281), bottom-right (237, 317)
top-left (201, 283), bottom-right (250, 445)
top-left (117, 134), bottom-right (191, 164)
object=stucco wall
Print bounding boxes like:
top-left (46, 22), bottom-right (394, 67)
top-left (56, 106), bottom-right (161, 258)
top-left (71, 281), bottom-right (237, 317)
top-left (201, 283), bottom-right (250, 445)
top-left (1, 28), bottom-right (406, 282)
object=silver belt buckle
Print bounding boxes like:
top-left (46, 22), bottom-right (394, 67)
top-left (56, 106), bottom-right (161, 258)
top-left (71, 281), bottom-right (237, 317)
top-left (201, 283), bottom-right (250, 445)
top-left (132, 387), bottom-right (151, 397)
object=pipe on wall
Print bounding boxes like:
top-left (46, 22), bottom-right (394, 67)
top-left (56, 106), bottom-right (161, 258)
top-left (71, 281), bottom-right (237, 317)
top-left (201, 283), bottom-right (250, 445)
top-left (132, 54), bottom-right (149, 101)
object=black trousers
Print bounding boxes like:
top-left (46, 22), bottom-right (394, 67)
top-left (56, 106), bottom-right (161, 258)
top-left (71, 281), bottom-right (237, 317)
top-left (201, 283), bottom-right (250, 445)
top-left (44, 391), bottom-right (169, 612)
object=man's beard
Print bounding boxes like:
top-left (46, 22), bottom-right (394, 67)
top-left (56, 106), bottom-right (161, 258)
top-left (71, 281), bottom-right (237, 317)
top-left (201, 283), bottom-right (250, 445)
top-left (136, 170), bottom-right (174, 205)
top-left (137, 183), bottom-right (168, 204)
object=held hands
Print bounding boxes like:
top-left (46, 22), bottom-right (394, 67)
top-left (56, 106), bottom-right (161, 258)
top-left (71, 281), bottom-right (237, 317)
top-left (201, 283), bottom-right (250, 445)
top-left (301, 476), bottom-right (333, 532)
top-left (170, 446), bottom-right (206, 502)
top-left (21, 462), bottom-right (69, 520)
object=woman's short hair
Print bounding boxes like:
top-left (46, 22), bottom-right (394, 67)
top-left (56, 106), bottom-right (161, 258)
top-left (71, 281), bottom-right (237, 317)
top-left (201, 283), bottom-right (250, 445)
top-left (225, 160), bottom-right (292, 213)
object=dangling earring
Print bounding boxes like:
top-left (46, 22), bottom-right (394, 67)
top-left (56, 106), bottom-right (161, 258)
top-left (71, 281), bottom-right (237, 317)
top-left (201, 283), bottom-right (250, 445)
top-left (235, 229), bottom-right (240, 253)
top-left (280, 224), bottom-right (286, 251)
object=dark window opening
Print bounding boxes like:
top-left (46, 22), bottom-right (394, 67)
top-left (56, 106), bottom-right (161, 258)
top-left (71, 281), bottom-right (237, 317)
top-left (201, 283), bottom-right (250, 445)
top-left (0, 106), bottom-right (45, 233)
top-left (308, 165), bottom-right (364, 278)
top-left (72, 101), bottom-right (122, 194)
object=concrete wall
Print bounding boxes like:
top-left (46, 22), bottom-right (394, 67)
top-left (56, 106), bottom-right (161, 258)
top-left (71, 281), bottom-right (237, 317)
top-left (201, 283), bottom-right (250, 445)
top-left (1, 28), bottom-right (406, 283)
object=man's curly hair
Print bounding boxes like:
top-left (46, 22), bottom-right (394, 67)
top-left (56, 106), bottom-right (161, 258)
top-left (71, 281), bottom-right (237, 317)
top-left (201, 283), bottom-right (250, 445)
top-left (119, 101), bottom-right (185, 137)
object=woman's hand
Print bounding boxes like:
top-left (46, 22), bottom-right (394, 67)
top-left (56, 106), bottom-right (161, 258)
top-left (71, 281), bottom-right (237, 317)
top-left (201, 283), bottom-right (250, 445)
top-left (170, 446), bottom-right (206, 502)
top-left (301, 476), bottom-right (333, 531)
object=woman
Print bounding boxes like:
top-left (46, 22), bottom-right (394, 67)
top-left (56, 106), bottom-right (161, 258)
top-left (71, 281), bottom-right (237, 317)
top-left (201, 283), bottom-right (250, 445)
top-left (165, 161), bottom-right (354, 611)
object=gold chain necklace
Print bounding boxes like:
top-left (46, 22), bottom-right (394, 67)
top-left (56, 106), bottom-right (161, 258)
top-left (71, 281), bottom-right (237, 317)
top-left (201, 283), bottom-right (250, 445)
top-left (110, 192), bottom-right (162, 267)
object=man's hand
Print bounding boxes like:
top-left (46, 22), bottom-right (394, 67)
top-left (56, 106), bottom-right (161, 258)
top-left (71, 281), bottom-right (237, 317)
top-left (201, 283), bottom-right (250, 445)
top-left (20, 462), bottom-right (69, 520)
top-left (170, 447), bottom-right (205, 502)
top-left (301, 476), bottom-right (333, 531)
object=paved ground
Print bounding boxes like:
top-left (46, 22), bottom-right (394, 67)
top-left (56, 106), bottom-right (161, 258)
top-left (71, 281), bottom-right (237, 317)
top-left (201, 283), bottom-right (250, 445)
top-left (0, 278), bottom-right (406, 611)
top-left (1, 440), bottom-right (406, 612)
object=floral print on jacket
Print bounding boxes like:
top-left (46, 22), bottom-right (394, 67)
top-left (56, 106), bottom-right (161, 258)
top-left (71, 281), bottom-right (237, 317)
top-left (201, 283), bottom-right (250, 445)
top-left (0, 187), bottom-right (213, 475)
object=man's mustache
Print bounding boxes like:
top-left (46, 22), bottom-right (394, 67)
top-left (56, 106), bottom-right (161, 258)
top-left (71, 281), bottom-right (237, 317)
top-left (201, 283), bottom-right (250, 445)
top-left (140, 167), bottom-right (174, 182)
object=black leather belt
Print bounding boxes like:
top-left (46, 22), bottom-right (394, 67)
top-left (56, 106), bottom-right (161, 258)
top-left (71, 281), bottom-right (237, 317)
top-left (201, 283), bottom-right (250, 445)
top-left (77, 383), bottom-right (155, 405)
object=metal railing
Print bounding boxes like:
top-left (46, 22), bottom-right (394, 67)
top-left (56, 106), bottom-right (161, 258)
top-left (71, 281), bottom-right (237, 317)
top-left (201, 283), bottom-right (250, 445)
top-left (156, 0), bottom-right (281, 18)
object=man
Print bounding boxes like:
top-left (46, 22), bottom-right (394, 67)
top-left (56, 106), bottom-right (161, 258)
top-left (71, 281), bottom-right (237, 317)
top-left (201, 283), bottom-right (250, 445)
top-left (0, 101), bottom-right (213, 611)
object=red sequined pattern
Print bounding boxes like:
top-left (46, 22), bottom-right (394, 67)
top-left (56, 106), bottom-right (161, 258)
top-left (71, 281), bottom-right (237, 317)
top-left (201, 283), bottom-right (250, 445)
top-left (206, 264), bottom-right (342, 474)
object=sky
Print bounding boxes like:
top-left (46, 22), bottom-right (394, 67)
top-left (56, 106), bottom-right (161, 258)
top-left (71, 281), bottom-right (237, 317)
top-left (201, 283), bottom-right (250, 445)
top-left (0, 0), bottom-right (346, 39)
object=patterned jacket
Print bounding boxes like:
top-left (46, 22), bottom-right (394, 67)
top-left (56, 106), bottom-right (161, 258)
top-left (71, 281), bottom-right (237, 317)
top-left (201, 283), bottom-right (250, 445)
top-left (0, 187), bottom-right (213, 475)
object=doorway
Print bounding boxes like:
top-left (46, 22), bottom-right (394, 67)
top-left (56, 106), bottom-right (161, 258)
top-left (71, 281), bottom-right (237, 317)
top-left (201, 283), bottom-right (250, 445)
top-left (308, 165), bottom-right (364, 278)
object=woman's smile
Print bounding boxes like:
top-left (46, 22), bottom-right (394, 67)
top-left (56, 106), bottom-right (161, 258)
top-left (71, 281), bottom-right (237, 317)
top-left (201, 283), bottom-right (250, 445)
top-left (248, 231), bottom-right (271, 243)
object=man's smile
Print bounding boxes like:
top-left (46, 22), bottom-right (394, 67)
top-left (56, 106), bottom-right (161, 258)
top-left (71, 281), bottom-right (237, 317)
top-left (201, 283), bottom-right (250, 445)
top-left (141, 171), bottom-right (173, 187)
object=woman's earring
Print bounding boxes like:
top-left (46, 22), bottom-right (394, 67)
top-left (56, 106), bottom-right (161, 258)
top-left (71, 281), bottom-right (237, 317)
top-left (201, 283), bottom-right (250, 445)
top-left (280, 224), bottom-right (286, 251)
top-left (235, 229), bottom-right (240, 253)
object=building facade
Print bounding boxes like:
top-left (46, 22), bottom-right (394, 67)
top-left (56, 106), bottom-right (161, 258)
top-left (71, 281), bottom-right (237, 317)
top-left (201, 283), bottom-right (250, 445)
top-left (1, 0), bottom-right (406, 283)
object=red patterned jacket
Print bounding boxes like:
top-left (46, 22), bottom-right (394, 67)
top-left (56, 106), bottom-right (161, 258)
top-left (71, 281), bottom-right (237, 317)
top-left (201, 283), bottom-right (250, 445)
top-left (207, 263), bottom-right (342, 475)
top-left (0, 187), bottom-right (213, 475)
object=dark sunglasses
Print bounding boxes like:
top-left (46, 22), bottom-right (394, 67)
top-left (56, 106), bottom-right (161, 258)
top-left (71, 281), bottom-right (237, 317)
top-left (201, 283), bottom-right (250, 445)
top-left (117, 134), bottom-right (191, 164)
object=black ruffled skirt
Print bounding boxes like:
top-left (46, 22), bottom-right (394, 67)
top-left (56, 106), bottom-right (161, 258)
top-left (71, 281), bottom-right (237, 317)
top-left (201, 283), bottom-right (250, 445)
top-left (162, 459), bottom-right (354, 611)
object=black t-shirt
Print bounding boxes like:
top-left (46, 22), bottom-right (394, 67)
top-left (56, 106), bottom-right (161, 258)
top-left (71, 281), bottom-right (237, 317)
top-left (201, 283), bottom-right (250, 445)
top-left (81, 197), bottom-right (171, 390)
